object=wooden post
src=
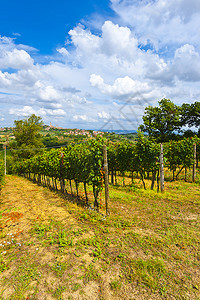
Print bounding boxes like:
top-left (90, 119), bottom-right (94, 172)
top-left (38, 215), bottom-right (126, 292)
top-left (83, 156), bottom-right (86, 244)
top-left (111, 169), bottom-right (114, 185)
top-left (3, 145), bottom-right (6, 176)
top-left (60, 152), bottom-right (65, 193)
top-left (160, 143), bottom-right (164, 192)
top-left (103, 145), bottom-right (109, 215)
top-left (192, 143), bottom-right (196, 182)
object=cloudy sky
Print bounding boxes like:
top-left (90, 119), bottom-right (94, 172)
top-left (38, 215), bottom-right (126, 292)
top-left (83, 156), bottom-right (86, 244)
top-left (0, 0), bottom-right (200, 130)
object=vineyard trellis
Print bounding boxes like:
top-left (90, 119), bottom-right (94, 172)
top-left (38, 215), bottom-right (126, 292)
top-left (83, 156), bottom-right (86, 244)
top-left (13, 138), bottom-right (105, 210)
top-left (107, 135), bottom-right (199, 188)
top-left (10, 135), bottom-right (200, 210)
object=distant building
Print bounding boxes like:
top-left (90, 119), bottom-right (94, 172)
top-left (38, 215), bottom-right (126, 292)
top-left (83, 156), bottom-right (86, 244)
top-left (45, 122), bottom-right (63, 131)
top-left (44, 126), bottom-right (103, 137)
top-left (93, 131), bottom-right (104, 137)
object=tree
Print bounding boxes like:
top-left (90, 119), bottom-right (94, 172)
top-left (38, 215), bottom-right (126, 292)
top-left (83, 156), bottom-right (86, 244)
top-left (181, 102), bottom-right (200, 128)
top-left (10, 114), bottom-right (44, 159)
top-left (139, 99), bottom-right (181, 142)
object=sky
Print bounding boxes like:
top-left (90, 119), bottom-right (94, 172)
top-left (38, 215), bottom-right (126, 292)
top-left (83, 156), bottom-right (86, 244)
top-left (0, 0), bottom-right (200, 130)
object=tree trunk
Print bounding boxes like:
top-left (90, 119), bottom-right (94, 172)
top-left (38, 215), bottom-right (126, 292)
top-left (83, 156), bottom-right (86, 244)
top-left (60, 178), bottom-right (65, 193)
top-left (115, 171), bottom-right (117, 185)
top-left (172, 170), bottom-right (175, 181)
top-left (111, 169), bottom-right (114, 185)
top-left (70, 180), bottom-right (73, 195)
top-left (140, 171), bottom-right (146, 190)
top-left (151, 169), bottom-right (156, 190)
top-left (93, 185), bottom-right (99, 210)
top-left (176, 166), bottom-right (184, 180)
top-left (122, 173), bottom-right (125, 186)
top-left (84, 182), bottom-right (89, 205)
top-left (54, 178), bottom-right (58, 191)
top-left (75, 181), bottom-right (79, 199)
top-left (52, 177), bottom-right (55, 189)
top-left (157, 169), bottom-right (160, 192)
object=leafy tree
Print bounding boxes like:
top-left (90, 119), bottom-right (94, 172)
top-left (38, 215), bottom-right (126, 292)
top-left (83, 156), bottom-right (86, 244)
top-left (10, 114), bottom-right (44, 159)
top-left (139, 99), bottom-right (181, 142)
top-left (181, 102), bottom-right (200, 128)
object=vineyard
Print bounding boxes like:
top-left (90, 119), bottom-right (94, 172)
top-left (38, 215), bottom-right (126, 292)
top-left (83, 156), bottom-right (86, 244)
top-left (9, 134), bottom-right (200, 211)
top-left (0, 134), bottom-right (200, 299)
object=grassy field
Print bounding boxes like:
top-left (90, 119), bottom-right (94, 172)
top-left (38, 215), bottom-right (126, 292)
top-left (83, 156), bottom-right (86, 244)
top-left (0, 173), bottom-right (199, 299)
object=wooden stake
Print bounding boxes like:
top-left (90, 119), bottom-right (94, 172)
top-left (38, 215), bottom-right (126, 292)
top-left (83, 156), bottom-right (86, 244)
top-left (160, 143), bottom-right (164, 192)
top-left (3, 145), bottom-right (6, 176)
top-left (193, 143), bottom-right (196, 182)
top-left (103, 145), bottom-right (109, 215)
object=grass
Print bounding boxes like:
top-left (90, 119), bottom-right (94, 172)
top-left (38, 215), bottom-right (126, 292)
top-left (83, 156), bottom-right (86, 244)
top-left (124, 257), bottom-right (168, 290)
top-left (0, 171), bottom-right (199, 299)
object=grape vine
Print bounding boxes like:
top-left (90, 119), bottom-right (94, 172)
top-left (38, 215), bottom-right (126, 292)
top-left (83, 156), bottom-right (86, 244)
top-left (14, 138), bottom-right (104, 208)
top-left (12, 135), bottom-right (200, 207)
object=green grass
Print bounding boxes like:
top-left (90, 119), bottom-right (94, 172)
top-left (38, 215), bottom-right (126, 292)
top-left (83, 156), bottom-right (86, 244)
top-left (124, 257), bottom-right (168, 290)
top-left (0, 173), bottom-right (200, 299)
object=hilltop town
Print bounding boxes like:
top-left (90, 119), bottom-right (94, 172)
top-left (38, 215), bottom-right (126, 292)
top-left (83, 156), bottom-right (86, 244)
top-left (44, 123), bottom-right (104, 137)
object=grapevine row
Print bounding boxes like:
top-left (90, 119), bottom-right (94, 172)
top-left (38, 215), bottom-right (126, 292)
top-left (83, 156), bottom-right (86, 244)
top-left (14, 138), bottom-right (104, 208)
top-left (12, 134), bottom-right (200, 206)
top-left (107, 134), bottom-right (199, 187)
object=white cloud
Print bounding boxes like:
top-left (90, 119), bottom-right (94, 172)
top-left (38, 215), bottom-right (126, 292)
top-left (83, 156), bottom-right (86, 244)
top-left (49, 102), bottom-right (62, 109)
top-left (0, 71), bottom-right (12, 87)
top-left (146, 44), bottom-right (200, 83)
top-left (1, 1), bottom-right (200, 130)
top-left (12, 33), bottom-right (21, 37)
top-left (97, 111), bottom-right (110, 119)
top-left (172, 44), bottom-right (200, 81)
top-left (0, 49), bottom-right (34, 69)
top-left (90, 74), bottom-right (150, 97)
top-left (57, 47), bottom-right (69, 56)
top-left (101, 21), bottom-right (138, 59)
top-left (73, 114), bottom-right (87, 121)
top-left (0, 67), bottom-right (48, 92)
top-left (111, 0), bottom-right (200, 50)
top-left (44, 108), bottom-right (66, 116)
top-left (73, 114), bottom-right (97, 123)
top-left (9, 105), bottom-right (66, 117)
top-left (69, 25), bottom-right (101, 57)
top-left (66, 94), bottom-right (91, 105)
top-left (68, 21), bottom-right (143, 71)
top-left (9, 106), bottom-right (36, 117)
top-left (34, 81), bottom-right (63, 101)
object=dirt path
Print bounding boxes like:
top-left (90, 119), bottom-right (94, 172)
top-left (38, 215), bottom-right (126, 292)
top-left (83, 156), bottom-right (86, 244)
top-left (0, 176), bottom-right (95, 300)
top-left (0, 175), bottom-right (75, 236)
top-left (0, 176), bottom-right (113, 300)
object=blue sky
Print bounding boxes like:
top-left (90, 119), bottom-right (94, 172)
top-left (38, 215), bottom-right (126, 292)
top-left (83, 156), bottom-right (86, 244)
top-left (1, 0), bottom-right (113, 54)
top-left (0, 0), bottom-right (200, 130)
